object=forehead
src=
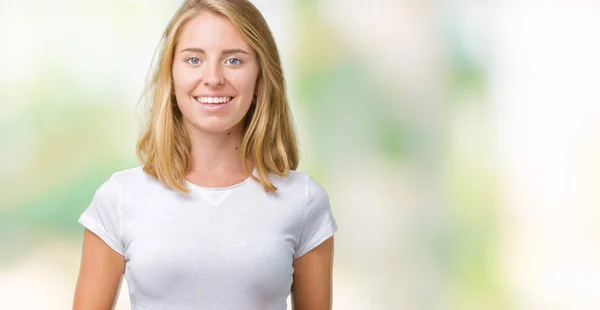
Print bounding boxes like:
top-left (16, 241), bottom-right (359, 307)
top-left (177, 10), bottom-right (253, 53)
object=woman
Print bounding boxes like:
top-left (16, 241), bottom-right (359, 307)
top-left (72, 0), bottom-right (338, 309)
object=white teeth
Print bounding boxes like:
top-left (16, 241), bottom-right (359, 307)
top-left (195, 96), bottom-right (232, 104)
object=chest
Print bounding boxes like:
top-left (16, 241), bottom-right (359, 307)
top-left (120, 191), bottom-right (303, 302)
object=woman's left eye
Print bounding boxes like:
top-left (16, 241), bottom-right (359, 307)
top-left (226, 58), bottom-right (242, 65)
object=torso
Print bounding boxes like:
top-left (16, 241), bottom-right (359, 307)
top-left (113, 166), bottom-right (310, 310)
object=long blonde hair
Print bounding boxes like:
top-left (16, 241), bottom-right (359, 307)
top-left (136, 0), bottom-right (298, 193)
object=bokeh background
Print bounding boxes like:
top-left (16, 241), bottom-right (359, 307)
top-left (1, 0), bottom-right (600, 309)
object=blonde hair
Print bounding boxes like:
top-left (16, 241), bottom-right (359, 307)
top-left (136, 0), bottom-right (298, 193)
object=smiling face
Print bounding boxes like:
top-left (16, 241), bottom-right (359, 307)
top-left (172, 10), bottom-right (260, 135)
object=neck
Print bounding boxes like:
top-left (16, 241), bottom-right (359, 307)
top-left (185, 124), bottom-right (249, 175)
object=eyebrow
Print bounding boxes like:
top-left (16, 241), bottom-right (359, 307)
top-left (179, 48), bottom-right (250, 55)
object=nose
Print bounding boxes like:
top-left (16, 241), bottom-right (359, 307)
top-left (202, 63), bottom-right (224, 87)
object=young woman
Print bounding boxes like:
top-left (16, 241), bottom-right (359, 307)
top-left (72, 0), bottom-right (338, 309)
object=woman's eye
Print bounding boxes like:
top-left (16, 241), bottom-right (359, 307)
top-left (226, 58), bottom-right (242, 65)
top-left (186, 57), bottom-right (200, 65)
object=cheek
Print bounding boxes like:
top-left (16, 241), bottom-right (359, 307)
top-left (172, 66), bottom-right (198, 94)
top-left (230, 71), bottom-right (258, 97)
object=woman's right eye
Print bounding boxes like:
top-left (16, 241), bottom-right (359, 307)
top-left (186, 57), bottom-right (201, 65)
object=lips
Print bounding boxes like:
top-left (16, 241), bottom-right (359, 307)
top-left (194, 96), bottom-right (234, 104)
top-left (192, 96), bottom-right (235, 112)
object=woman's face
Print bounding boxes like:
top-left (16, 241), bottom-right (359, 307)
top-left (172, 10), bottom-right (259, 135)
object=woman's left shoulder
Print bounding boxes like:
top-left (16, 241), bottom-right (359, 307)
top-left (268, 170), bottom-right (329, 201)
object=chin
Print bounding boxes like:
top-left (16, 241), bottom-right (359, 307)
top-left (191, 118), bottom-right (246, 135)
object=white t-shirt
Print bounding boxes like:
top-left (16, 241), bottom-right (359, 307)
top-left (78, 166), bottom-right (338, 310)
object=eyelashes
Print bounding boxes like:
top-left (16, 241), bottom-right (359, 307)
top-left (226, 58), bottom-right (242, 65)
top-left (185, 56), bottom-right (201, 65)
top-left (183, 56), bottom-right (244, 66)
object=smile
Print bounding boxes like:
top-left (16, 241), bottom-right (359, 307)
top-left (194, 96), bottom-right (234, 104)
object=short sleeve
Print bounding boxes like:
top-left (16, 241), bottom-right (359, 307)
top-left (78, 175), bottom-right (125, 256)
top-left (294, 176), bottom-right (339, 259)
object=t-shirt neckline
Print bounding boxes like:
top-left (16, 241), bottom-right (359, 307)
top-left (185, 168), bottom-right (256, 192)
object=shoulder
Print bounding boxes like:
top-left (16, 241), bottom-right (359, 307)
top-left (268, 170), bottom-right (329, 204)
top-left (106, 165), bottom-right (162, 191)
top-left (94, 166), bottom-right (159, 200)
top-left (109, 166), bottom-right (150, 184)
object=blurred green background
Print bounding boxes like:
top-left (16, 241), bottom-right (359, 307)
top-left (2, 0), bottom-right (600, 309)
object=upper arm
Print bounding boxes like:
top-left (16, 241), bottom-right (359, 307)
top-left (291, 236), bottom-right (335, 310)
top-left (73, 229), bottom-right (125, 310)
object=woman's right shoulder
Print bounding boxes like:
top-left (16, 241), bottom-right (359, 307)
top-left (91, 166), bottom-right (159, 204)
top-left (99, 166), bottom-right (157, 192)
top-left (110, 165), bottom-right (144, 182)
